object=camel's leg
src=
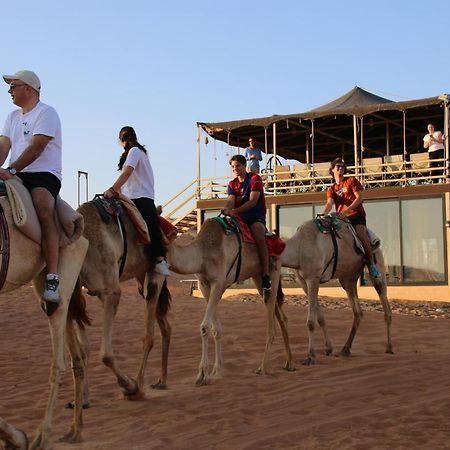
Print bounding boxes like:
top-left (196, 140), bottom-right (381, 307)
top-left (196, 280), bottom-right (224, 386)
top-left (30, 239), bottom-right (88, 450)
top-left (371, 252), bottom-right (393, 354)
top-left (59, 316), bottom-right (87, 444)
top-left (302, 276), bottom-right (325, 366)
top-left (339, 278), bottom-right (363, 357)
top-left (152, 300), bottom-right (172, 390)
top-left (255, 273), bottom-right (278, 375)
top-left (275, 303), bottom-right (295, 371)
top-left (99, 289), bottom-right (139, 397)
top-left (299, 274), bottom-right (333, 360)
top-left (135, 273), bottom-right (165, 397)
top-left (0, 418), bottom-right (28, 450)
top-left (210, 313), bottom-right (223, 379)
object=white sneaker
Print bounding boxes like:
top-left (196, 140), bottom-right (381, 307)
top-left (155, 260), bottom-right (171, 277)
top-left (43, 275), bottom-right (60, 303)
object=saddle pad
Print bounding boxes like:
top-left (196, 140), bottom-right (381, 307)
top-left (313, 215), bottom-right (342, 233)
top-left (347, 223), bottom-right (381, 256)
top-left (4, 177), bottom-right (84, 246)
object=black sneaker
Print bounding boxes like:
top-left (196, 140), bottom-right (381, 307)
top-left (261, 275), bottom-right (272, 291)
top-left (43, 276), bottom-right (60, 303)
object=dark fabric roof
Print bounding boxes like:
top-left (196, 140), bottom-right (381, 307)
top-left (198, 87), bottom-right (449, 164)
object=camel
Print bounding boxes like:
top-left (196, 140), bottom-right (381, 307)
top-left (0, 197), bottom-right (89, 450)
top-left (166, 217), bottom-right (294, 385)
top-left (281, 217), bottom-right (393, 365)
top-left (69, 198), bottom-right (172, 403)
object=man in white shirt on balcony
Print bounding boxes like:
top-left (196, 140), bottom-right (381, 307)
top-left (423, 123), bottom-right (445, 182)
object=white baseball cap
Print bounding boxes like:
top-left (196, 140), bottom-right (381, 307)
top-left (3, 70), bottom-right (41, 92)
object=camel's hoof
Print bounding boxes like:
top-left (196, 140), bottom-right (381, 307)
top-left (255, 366), bottom-right (266, 375)
top-left (151, 381), bottom-right (167, 390)
top-left (325, 348), bottom-right (333, 356)
top-left (302, 357), bottom-right (315, 366)
top-left (340, 348), bottom-right (351, 357)
top-left (59, 431), bottom-right (82, 444)
top-left (124, 389), bottom-right (145, 401)
top-left (64, 401), bottom-right (91, 409)
top-left (283, 362), bottom-right (296, 372)
top-left (385, 347), bottom-right (394, 355)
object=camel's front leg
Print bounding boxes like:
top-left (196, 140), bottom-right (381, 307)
top-left (0, 417), bottom-right (28, 450)
top-left (196, 281), bottom-right (223, 386)
top-left (30, 239), bottom-right (88, 450)
top-left (339, 279), bottom-right (363, 357)
top-left (210, 314), bottom-right (223, 379)
top-left (100, 290), bottom-right (138, 398)
top-left (303, 277), bottom-right (321, 366)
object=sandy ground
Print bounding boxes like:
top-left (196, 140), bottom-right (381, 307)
top-left (1, 274), bottom-right (450, 450)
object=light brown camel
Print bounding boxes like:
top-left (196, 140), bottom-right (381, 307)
top-left (69, 198), bottom-right (172, 403)
top-left (281, 218), bottom-right (393, 365)
top-left (167, 218), bottom-right (294, 385)
top-left (0, 198), bottom-right (89, 450)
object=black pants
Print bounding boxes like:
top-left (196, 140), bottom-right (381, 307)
top-left (429, 149), bottom-right (445, 182)
top-left (132, 197), bottom-right (166, 258)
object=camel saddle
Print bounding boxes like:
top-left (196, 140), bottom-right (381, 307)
top-left (213, 214), bottom-right (286, 257)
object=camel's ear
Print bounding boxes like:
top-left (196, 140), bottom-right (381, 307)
top-left (156, 205), bottom-right (163, 216)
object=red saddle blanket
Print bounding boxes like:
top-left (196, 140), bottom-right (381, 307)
top-left (234, 216), bottom-right (285, 257)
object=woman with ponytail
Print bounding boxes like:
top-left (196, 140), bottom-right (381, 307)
top-left (103, 126), bottom-right (170, 276)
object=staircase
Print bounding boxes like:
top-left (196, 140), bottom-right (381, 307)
top-left (172, 208), bottom-right (197, 234)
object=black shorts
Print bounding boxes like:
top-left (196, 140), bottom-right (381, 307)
top-left (17, 172), bottom-right (61, 199)
top-left (348, 213), bottom-right (366, 227)
top-left (243, 218), bottom-right (266, 227)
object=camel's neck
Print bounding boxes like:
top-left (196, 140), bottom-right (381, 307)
top-left (167, 238), bottom-right (203, 274)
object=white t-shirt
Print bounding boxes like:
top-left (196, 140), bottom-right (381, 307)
top-left (120, 146), bottom-right (155, 200)
top-left (423, 131), bottom-right (444, 153)
top-left (1, 101), bottom-right (62, 180)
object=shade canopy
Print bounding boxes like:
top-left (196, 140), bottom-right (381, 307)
top-left (198, 87), bottom-right (449, 164)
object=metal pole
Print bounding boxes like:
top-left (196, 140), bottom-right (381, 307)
top-left (273, 122), bottom-right (277, 195)
top-left (444, 101), bottom-right (449, 181)
top-left (196, 125), bottom-right (201, 199)
top-left (353, 115), bottom-right (358, 177)
top-left (77, 171), bottom-right (88, 206)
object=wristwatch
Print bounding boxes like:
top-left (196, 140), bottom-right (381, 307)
top-left (6, 167), bottom-right (17, 176)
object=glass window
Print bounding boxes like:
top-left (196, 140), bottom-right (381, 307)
top-left (401, 197), bottom-right (445, 283)
top-left (203, 209), bottom-right (221, 222)
top-left (365, 200), bottom-right (401, 284)
top-left (278, 204), bottom-right (313, 240)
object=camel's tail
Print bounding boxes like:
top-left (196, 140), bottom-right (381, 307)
top-left (158, 278), bottom-right (172, 317)
top-left (276, 279), bottom-right (284, 306)
top-left (69, 278), bottom-right (92, 330)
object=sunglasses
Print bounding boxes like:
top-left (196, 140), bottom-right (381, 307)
top-left (9, 83), bottom-right (27, 90)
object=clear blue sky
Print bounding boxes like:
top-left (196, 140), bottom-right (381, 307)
top-left (1, 0), bottom-right (449, 208)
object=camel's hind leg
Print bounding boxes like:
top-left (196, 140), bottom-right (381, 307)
top-left (196, 280), bottom-right (225, 386)
top-left (59, 315), bottom-right (88, 444)
top-left (254, 270), bottom-right (279, 375)
top-left (371, 251), bottom-right (393, 354)
top-left (339, 277), bottom-right (363, 357)
top-left (135, 273), bottom-right (169, 394)
top-left (274, 283), bottom-right (295, 371)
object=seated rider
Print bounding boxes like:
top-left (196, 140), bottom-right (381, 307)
top-left (322, 157), bottom-right (381, 278)
top-left (223, 154), bottom-right (271, 291)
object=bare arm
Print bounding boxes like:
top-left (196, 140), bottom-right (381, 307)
top-left (322, 197), bottom-right (335, 215)
top-left (223, 194), bottom-right (236, 215)
top-left (230, 190), bottom-right (260, 215)
top-left (103, 165), bottom-right (134, 198)
top-left (0, 136), bottom-right (11, 167)
top-left (339, 190), bottom-right (364, 218)
top-left (10, 134), bottom-right (52, 171)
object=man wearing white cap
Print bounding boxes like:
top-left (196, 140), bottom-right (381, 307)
top-left (0, 70), bottom-right (63, 303)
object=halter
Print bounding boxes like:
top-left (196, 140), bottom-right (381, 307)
top-left (0, 203), bottom-right (10, 290)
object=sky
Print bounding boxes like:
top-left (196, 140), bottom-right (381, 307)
top-left (1, 0), bottom-right (449, 209)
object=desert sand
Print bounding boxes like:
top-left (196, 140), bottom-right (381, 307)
top-left (1, 274), bottom-right (449, 449)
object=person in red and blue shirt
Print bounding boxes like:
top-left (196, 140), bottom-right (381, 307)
top-left (223, 154), bottom-right (271, 291)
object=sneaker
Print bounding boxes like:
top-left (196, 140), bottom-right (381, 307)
top-left (155, 260), bottom-right (171, 277)
top-left (369, 264), bottom-right (381, 278)
top-left (261, 274), bottom-right (272, 291)
top-left (43, 275), bottom-right (60, 303)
